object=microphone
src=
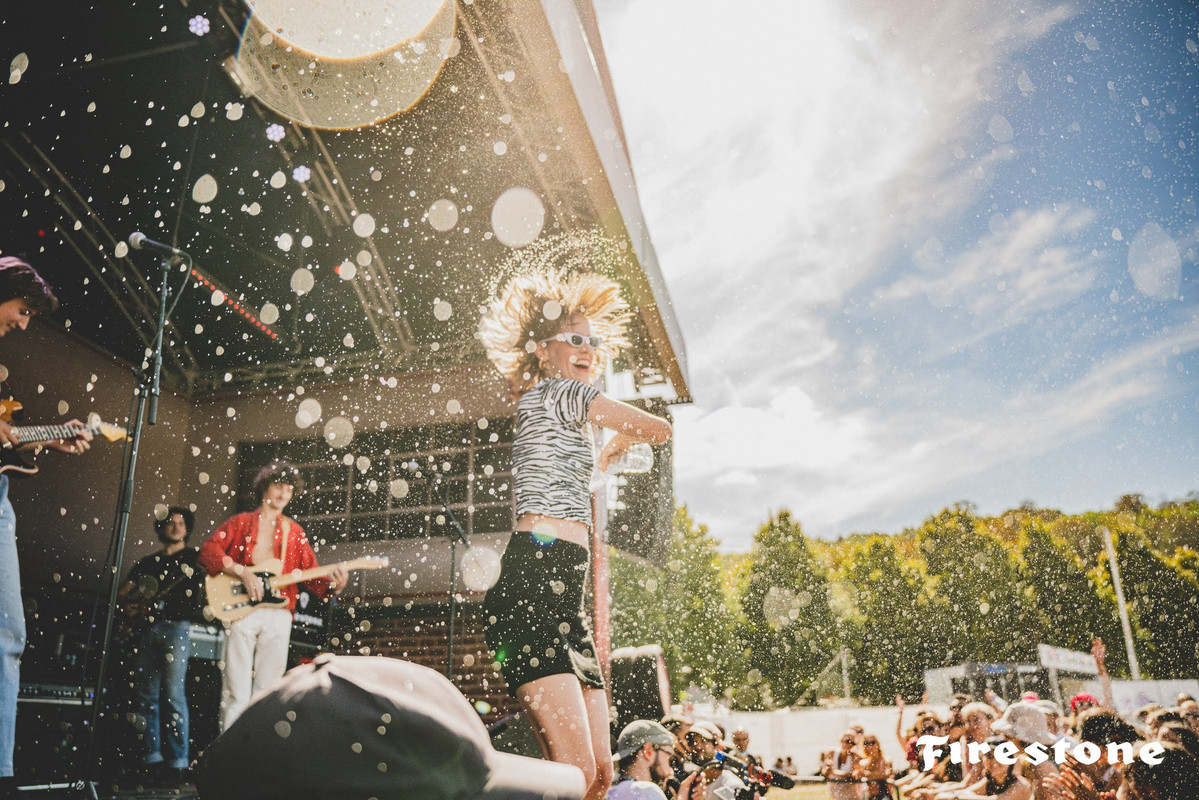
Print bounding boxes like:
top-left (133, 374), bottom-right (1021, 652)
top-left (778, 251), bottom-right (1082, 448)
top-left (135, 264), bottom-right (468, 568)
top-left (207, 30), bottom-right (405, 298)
top-left (128, 232), bottom-right (188, 258)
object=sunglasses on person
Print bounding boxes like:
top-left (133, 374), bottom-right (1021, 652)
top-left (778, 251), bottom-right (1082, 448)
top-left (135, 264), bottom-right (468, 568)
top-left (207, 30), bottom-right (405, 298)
top-left (864, 739), bottom-right (879, 746)
top-left (653, 745), bottom-right (676, 759)
top-left (541, 332), bottom-right (602, 348)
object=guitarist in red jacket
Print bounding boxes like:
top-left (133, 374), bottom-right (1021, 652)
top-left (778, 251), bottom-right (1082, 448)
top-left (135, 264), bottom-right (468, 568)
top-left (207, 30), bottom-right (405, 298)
top-left (197, 460), bottom-right (346, 731)
top-left (0, 256), bottom-right (92, 797)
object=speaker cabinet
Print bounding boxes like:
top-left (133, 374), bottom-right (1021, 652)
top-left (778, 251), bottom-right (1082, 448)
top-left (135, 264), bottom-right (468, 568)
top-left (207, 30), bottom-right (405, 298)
top-left (609, 645), bottom-right (671, 736)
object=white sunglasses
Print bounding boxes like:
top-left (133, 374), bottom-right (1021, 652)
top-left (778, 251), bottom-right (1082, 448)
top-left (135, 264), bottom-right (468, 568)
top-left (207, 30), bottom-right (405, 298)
top-left (541, 332), bottom-right (602, 348)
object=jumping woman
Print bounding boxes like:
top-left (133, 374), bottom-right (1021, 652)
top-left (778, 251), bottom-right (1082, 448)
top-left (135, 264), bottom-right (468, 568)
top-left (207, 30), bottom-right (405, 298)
top-left (478, 258), bottom-right (673, 800)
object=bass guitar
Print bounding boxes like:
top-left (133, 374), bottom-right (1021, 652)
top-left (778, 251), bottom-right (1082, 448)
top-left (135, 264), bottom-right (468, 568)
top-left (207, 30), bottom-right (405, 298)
top-left (205, 556), bottom-right (389, 624)
top-left (0, 400), bottom-right (127, 477)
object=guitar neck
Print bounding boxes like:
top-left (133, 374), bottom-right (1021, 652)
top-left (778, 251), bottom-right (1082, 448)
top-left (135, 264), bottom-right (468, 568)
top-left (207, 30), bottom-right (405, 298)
top-left (265, 558), bottom-right (378, 590)
top-left (11, 421), bottom-right (98, 446)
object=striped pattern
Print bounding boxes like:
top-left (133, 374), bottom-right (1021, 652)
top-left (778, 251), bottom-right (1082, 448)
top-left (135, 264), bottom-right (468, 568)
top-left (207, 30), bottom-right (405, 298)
top-left (513, 378), bottom-right (599, 523)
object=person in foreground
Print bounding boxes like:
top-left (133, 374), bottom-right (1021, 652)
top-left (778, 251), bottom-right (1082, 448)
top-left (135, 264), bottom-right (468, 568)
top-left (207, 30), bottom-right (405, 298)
top-left (477, 259), bottom-right (673, 800)
top-left (194, 653), bottom-right (587, 800)
top-left (0, 256), bottom-right (92, 797)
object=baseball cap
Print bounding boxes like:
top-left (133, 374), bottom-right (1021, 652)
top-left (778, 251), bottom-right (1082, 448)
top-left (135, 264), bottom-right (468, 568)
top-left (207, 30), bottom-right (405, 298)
top-left (991, 702), bottom-right (1057, 746)
top-left (686, 722), bottom-right (721, 742)
top-left (195, 654), bottom-right (585, 800)
top-left (1070, 692), bottom-right (1100, 712)
top-left (614, 720), bottom-right (674, 760)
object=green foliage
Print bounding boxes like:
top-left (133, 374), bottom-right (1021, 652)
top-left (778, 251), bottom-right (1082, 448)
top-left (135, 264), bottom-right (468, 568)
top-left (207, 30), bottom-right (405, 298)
top-left (916, 506), bottom-right (1043, 664)
top-left (1114, 529), bottom-right (1199, 678)
top-left (839, 536), bottom-right (949, 704)
top-left (1019, 523), bottom-right (1125, 670)
top-left (610, 495), bottom-right (1199, 708)
top-left (739, 511), bottom-right (838, 706)
top-left (608, 506), bottom-right (748, 701)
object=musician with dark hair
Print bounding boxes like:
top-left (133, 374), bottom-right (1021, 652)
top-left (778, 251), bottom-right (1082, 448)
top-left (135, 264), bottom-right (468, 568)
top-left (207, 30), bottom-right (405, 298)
top-left (119, 506), bottom-right (205, 787)
top-left (0, 256), bottom-right (91, 797)
top-left (198, 460), bottom-right (346, 731)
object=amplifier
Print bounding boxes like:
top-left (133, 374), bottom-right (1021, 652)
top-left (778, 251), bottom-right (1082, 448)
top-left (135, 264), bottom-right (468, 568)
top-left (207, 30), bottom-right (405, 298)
top-left (188, 622), bottom-right (224, 661)
top-left (17, 682), bottom-right (93, 706)
top-left (15, 685), bottom-right (91, 785)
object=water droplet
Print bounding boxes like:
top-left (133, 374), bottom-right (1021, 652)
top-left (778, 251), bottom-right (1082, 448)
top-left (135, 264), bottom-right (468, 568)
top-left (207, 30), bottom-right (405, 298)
top-left (461, 546), bottom-right (501, 591)
top-left (427, 199), bottom-right (458, 231)
top-left (987, 115), bottom-right (1013, 143)
top-left (324, 416), bottom-right (354, 448)
top-left (290, 268), bottom-right (314, 295)
top-left (353, 213), bottom-right (376, 237)
top-left (192, 174), bottom-right (219, 204)
top-left (1127, 222), bottom-right (1181, 300)
top-left (491, 187), bottom-right (544, 247)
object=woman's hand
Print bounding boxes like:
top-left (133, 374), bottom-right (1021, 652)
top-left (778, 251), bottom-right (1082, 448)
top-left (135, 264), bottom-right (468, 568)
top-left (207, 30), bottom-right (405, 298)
top-left (597, 433), bottom-right (635, 472)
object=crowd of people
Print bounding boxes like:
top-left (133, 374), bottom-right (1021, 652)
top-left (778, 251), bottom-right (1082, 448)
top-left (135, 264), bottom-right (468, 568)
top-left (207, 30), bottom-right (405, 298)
top-left (818, 642), bottom-right (1199, 799)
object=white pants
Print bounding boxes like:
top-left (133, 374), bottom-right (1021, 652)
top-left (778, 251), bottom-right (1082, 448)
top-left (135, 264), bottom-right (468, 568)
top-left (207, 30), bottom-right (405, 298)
top-left (219, 607), bottom-right (292, 731)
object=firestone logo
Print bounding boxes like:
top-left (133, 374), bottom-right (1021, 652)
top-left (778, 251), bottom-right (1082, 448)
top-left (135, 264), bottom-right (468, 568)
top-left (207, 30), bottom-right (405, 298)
top-left (916, 735), bottom-right (1167, 770)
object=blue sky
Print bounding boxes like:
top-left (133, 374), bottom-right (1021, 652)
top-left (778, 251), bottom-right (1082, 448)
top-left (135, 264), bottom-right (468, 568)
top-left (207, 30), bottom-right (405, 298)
top-left (594, 0), bottom-right (1199, 550)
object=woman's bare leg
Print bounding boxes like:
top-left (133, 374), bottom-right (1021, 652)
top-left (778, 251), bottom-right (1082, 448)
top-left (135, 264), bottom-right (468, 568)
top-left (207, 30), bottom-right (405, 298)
top-left (517, 674), bottom-right (611, 799)
top-left (581, 685), bottom-right (613, 800)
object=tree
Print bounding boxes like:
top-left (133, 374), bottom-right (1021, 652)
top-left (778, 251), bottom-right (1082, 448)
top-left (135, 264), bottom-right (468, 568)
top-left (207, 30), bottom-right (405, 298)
top-left (916, 506), bottom-right (1043, 664)
top-left (1019, 523), bottom-right (1126, 671)
top-left (609, 506), bottom-right (747, 701)
top-left (740, 511), bottom-right (837, 706)
top-left (840, 536), bottom-right (948, 703)
top-left (1114, 529), bottom-right (1199, 678)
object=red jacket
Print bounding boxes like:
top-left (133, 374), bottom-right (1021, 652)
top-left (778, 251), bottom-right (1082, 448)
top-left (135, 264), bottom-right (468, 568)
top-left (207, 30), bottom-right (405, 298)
top-left (198, 509), bottom-right (332, 613)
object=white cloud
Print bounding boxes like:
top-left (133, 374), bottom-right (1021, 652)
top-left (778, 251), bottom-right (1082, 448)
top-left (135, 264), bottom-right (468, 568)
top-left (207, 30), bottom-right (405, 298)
top-left (591, 0), bottom-right (1199, 548)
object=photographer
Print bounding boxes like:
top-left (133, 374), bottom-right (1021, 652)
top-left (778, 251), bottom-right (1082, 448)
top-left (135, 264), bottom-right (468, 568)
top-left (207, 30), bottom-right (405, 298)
top-left (609, 720), bottom-right (705, 800)
top-left (686, 724), bottom-right (748, 800)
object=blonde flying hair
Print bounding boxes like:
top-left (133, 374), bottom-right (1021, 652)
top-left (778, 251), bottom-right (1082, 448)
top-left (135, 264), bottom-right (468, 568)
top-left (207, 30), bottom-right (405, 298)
top-left (478, 233), bottom-right (632, 395)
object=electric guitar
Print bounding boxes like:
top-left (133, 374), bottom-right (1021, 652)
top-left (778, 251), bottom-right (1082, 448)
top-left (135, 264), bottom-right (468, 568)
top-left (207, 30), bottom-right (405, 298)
top-left (205, 556), bottom-right (389, 624)
top-left (118, 570), bottom-right (201, 642)
top-left (0, 399), bottom-right (127, 477)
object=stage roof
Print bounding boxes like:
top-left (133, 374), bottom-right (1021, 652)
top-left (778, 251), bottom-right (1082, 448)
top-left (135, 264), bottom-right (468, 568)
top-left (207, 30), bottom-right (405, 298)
top-left (1, 0), bottom-right (690, 403)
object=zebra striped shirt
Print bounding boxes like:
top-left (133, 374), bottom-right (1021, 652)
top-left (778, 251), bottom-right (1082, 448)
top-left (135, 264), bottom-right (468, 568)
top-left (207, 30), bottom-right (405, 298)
top-left (513, 377), bottom-right (600, 524)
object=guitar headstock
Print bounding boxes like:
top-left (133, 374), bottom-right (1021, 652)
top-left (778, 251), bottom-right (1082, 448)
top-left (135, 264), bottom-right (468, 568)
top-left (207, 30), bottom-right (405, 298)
top-left (87, 412), bottom-right (128, 442)
top-left (97, 423), bottom-right (129, 442)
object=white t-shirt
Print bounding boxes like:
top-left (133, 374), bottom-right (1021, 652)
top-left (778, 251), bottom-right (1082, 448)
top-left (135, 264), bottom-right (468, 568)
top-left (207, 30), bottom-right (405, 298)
top-left (607, 777), bottom-right (668, 800)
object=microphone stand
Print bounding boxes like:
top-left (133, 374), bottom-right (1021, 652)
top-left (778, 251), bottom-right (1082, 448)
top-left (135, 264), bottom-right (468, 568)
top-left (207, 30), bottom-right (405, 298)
top-left (73, 250), bottom-right (190, 798)
top-left (429, 471), bottom-right (469, 681)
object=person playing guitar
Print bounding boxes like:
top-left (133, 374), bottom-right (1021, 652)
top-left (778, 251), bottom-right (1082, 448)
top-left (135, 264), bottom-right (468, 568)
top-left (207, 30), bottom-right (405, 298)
top-left (197, 460), bottom-right (347, 731)
top-left (0, 256), bottom-right (92, 798)
top-left (118, 506), bottom-right (206, 788)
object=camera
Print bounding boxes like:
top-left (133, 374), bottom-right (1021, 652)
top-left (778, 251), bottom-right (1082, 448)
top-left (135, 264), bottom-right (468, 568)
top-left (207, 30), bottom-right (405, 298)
top-left (712, 750), bottom-right (795, 798)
